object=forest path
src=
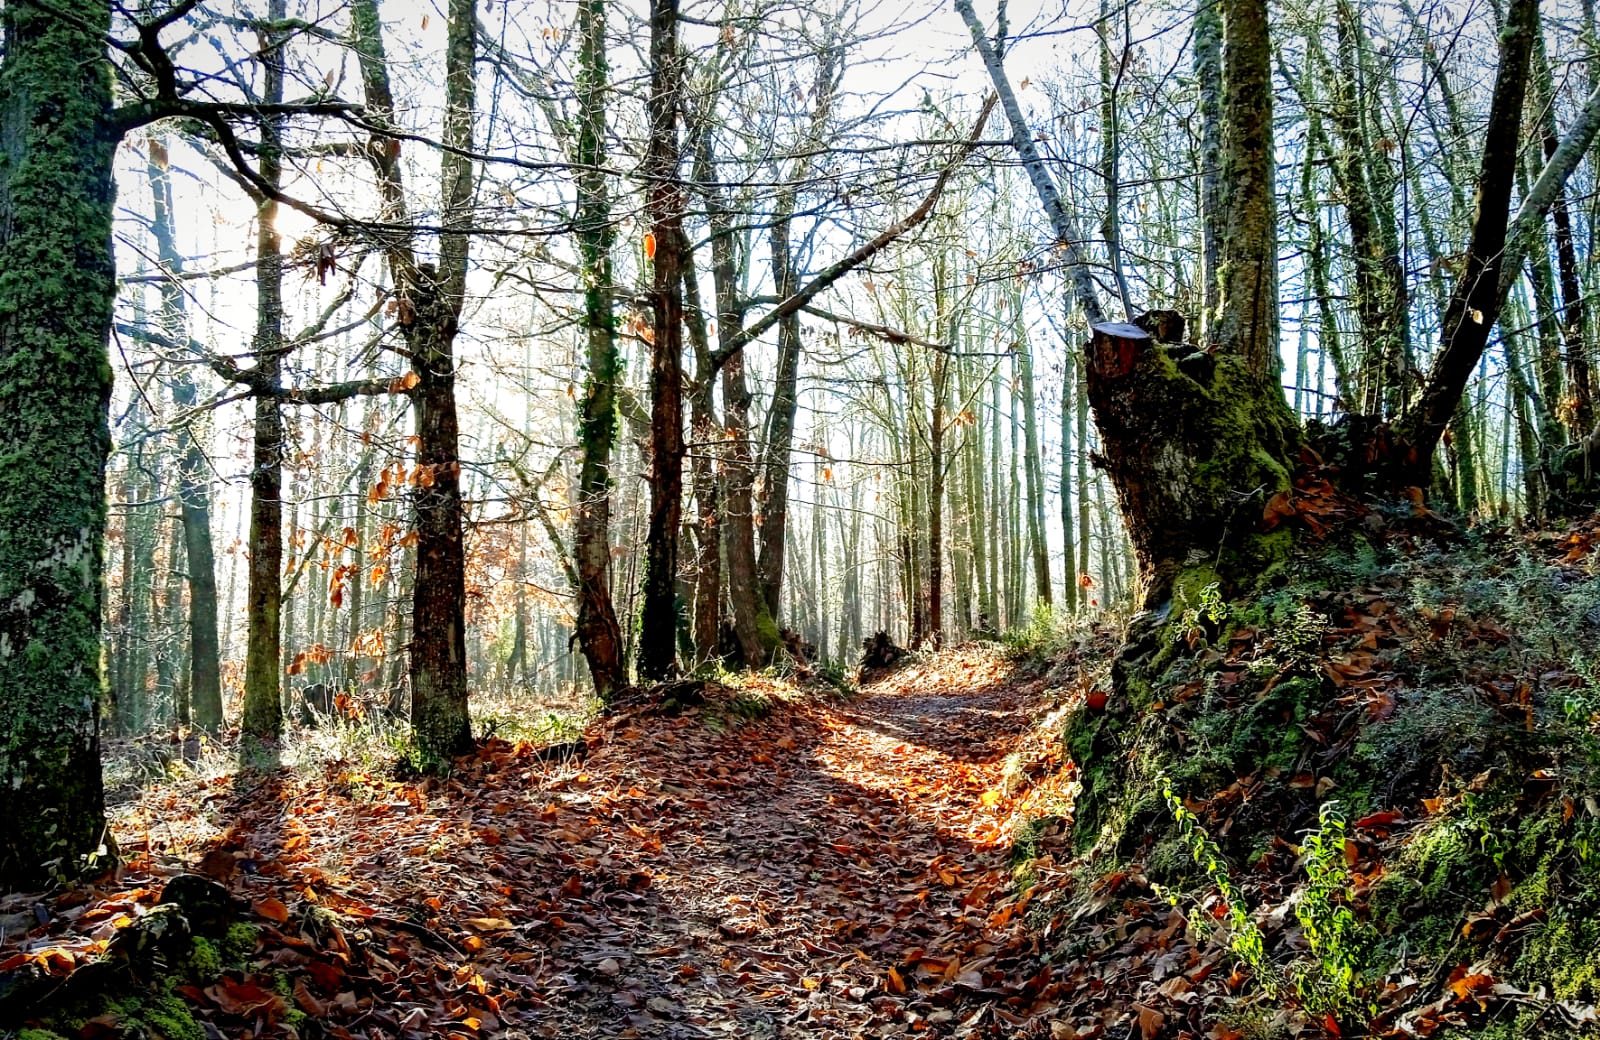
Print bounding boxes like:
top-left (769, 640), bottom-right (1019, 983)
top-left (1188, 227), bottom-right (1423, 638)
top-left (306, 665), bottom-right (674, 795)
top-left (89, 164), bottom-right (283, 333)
top-left (91, 648), bottom-right (1075, 1040)
top-left (513, 652), bottom-right (1050, 1039)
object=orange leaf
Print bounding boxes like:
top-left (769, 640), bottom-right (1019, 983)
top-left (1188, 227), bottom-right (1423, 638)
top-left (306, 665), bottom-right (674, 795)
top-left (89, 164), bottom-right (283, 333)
top-left (254, 897), bottom-right (290, 924)
top-left (643, 232), bottom-right (657, 259)
top-left (1137, 1005), bottom-right (1165, 1040)
top-left (885, 965), bottom-right (906, 994)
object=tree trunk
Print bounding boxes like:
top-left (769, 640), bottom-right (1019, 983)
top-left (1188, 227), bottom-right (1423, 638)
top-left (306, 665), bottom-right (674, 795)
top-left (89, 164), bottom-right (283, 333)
top-left (0, 0), bottom-right (115, 887)
top-left (684, 283), bottom-right (722, 669)
top-left (406, 0), bottom-right (478, 763)
top-left (407, 296), bottom-right (472, 759)
top-left (1210, 0), bottom-right (1279, 375)
top-left (241, 5), bottom-right (288, 741)
top-left (1194, 0), bottom-right (1223, 331)
top-left (929, 358), bottom-right (946, 645)
top-left (1534, 31), bottom-right (1595, 437)
top-left (1401, 0), bottom-right (1540, 483)
top-left (638, 0), bottom-right (687, 681)
top-left (695, 127), bottom-right (779, 667)
top-left (1060, 346), bottom-right (1078, 614)
top-left (1082, 0), bottom-right (1298, 606)
top-left (1014, 295), bottom-right (1052, 606)
top-left (572, 0), bottom-right (627, 697)
top-left (147, 141), bottom-right (223, 733)
top-left (757, 214), bottom-right (803, 620)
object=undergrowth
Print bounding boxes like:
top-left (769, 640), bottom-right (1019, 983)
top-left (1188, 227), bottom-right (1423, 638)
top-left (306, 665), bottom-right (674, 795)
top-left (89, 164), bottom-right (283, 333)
top-left (1041, 516), bottom-right (1600, 1036)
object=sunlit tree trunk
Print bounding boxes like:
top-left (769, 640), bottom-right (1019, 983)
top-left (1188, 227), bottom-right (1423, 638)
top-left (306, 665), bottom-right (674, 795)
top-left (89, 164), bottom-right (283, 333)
top-left (0, 0), bottom-right (115, 887)
top-left (241, 2), bottom-right (288, 741)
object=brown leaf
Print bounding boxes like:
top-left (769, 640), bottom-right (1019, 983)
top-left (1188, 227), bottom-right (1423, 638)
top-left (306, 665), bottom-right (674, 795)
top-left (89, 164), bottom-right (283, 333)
top-left (1136, 1004), bottom-right (1165, 1040)
top-left (293, 975), bottom-right (327, 1016)
top-left (206, 977), bottom-right (285, 1018)
top-left (253, 897), bottom-right (290, 924)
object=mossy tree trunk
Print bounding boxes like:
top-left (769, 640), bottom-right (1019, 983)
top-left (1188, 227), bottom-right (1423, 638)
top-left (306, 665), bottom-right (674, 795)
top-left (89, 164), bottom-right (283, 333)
top-left (240, 0), bottom-right (288, 742)
top-left (571, 0), bottom-right (627, 698)
top-left (0, 0), bottom-right (115, 888)
top-left (959, 0), bottom-right (1296, 607)
top-left (1083, 0), bottom-right (1296, 608)
top-left (637, 0), bottom-right (687, 682)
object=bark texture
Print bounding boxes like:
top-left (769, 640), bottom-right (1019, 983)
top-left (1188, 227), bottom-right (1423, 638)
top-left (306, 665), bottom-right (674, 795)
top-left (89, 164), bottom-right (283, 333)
top-left (0, 0), bottom-right (115, 887)
top-left (638, 0), bottom-right (688, 681)
top-left (240, 1), bottom-right (288, 741)
top-left (571, 0), bottom-right (627, 697)
top-left (406, 0), bottom-right (478, 763)
top-left (1086, 319), bottom-right (1296, 607)
top-left (1210, 0), bottom-right (1279, 376)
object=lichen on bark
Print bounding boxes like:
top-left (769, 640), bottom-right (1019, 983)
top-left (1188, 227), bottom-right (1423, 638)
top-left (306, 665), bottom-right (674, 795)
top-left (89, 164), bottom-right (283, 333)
top-left (0, 0), bottom-right (117, 888)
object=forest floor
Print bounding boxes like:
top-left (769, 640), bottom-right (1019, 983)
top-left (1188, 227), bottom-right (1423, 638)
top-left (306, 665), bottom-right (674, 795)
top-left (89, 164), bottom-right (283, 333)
top-left (18, 513), bottom-right (1600, 1040)
top-left (5, 648), bottom-right (1133, 1040)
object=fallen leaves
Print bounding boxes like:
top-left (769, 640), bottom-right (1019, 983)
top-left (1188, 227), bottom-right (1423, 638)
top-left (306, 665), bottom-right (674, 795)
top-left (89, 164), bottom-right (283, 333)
top-left (252, 896), bottom-right (289, 924)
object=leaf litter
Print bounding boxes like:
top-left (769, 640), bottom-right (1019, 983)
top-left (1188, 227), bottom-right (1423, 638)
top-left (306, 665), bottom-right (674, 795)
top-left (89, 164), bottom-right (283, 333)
top-left (13, 514), bottom-right (1600, 1040)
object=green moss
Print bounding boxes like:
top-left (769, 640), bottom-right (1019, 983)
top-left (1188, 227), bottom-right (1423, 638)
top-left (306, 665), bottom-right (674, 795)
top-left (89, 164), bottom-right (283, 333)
top-left (1370, 820), bottom-right (1483, 952)
top-left (16, 1030), bottom-right (71, 1040)
top-left (99, 994), bottom-right (204, 1040)
top-left (0, 0), bottom-right (121, 889)
top-left (755, 609), bottom-right (781, 654)
top-left (221, 922), bottom-right (259, 968)
top-left (1517, 905), bottom-right (1600, 1002)
top-left (183, 936), bottom-right (222, 981)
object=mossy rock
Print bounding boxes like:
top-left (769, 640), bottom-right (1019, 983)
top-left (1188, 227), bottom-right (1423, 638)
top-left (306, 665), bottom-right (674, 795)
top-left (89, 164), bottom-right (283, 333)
top-left (15, 880), bottom-right (244, 1038)
top-left (157, 874), bottom-right (237, 937)
top-left (221, 921), bottom-right (260, 969)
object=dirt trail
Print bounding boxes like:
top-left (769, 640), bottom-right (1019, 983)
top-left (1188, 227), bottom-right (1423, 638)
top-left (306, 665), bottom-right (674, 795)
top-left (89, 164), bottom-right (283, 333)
top-left (52, 650), bottom-right (1071, 1040)
top-left (515, 659), bottom-right (1047, 1038)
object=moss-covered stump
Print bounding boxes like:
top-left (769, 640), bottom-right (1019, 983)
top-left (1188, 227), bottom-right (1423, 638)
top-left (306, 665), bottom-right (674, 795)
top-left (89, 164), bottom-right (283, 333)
top-left (1086, 316), bottom-right (1298, 609)
top-left (4, 875), bottom-right (254, 1039)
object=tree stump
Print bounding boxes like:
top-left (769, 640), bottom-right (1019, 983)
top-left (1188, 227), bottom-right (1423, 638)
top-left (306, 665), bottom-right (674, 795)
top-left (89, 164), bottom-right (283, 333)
top-left (1085, 313), bottom-right (1298, 610)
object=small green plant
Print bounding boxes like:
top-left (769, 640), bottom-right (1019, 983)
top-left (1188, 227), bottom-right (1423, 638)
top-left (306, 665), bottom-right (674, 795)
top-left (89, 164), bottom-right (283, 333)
top-left (1156, 771), bottom-right (1280, 994)
top-left (1175, 582), bottom-right (1230, 648)
top-left (1157, 779), bottom-right (1387, 1018)
top-left (724, 690), bottom-right (774, 720)
top-left (1002, 603), bottom-right (1070, 658)
top-left (1291, 802), bottom-right (1377, 1018)
top-left (815, 659), bottom-right (857, 697)
top-left (1459, 791), bottom-right (1510, 873)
